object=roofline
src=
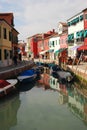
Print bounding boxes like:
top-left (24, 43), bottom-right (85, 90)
top-left (0, 18), bottom-right (19, 34)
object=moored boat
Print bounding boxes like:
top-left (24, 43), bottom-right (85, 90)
top-left (52, 70), bottom-right (73, 83)
top-left (17, 69), bottom-right (37, 83)
top-left (51, 65), bottom-right (73, 83)
top-left (0, 79), bottom-right (18, 97)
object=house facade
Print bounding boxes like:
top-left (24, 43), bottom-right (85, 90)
top-left (0, 13), bottom-right (19, 67)
top-left (27, 34), bottom-right (42, 59)
top-left (49, 34), bottom-right (60, 62)
top-left (67, 8), bottom-right (87, 58)
top-left (57, 22), bottom-right (68, 64)
top-left (27, 8), bottom-right (87, 64)
top-left (0, 19), bottom-right (12, 66)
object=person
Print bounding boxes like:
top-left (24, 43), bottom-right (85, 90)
top-left (18, 53), bottom-right (22, 61)
top-left (13, 54), bottom-right (18, 66)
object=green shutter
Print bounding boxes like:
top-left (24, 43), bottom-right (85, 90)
top-left (84, 30), bottom-right (87, 37)
top-left (80, 30), bottom-right (84, 37)
top-left (68, 35), bottom-right (71, 41)
top-left (80, 15), bottom-right (83, 21)
top-left (68, 22), bottom-right (70, 26)
top-left (76, 32), bottom-right (80, 38)
top-left (71, 34), bottom-right (74, 40)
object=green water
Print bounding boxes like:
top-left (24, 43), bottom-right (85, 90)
top-left (0, 79), bottom-right (87, 130)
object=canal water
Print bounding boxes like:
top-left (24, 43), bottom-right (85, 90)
top-left (0, 68), bottom-right (87, 130)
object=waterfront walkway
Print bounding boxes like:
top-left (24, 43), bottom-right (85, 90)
top-left (0, 60), bottom-right (35, 79)
top-left (0, 59), bottom-right (87, 82)
top-left (67, 62), bottom-right (87, 82)
top-left (0, 60), bottom-right (33, 73)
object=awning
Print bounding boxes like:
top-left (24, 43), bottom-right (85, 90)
top-left (78, 45), bottom-right (87, 51)
top-left (55, 48), bottom-right (67, 55)
top-left (70, 45), bottom-right (82, 50)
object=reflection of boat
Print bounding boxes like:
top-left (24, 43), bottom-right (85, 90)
top-left (0, 79), bottom-right (18, 97)
top-left (17, 69), bottom-right (37, 83)
top-left (17, 81), bottom-right (36, 92)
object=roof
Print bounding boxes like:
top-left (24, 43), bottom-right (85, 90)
top-left (59, 22), bottom-right (67, 26)
top-left (0, 18), bottom-right (19, 34)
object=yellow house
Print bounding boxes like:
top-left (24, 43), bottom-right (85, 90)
top-left (0, 19), bottom-right (13, 66)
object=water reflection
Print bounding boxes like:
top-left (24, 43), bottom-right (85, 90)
top-left (17, 81), bottom-right (36, 92)
top-left (68, 85), bottom-right (87, 125)
top-left (37, 68), bottom-right (50, 90)
top-left (39, 67), bottom-right (87, 124)
top-left (0, 93), bottom-right (21, 130)
top-left (0, 67), bottom-right (87, 129)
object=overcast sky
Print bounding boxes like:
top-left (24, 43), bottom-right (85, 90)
top-left (0, 0), bottom-right (87, 41)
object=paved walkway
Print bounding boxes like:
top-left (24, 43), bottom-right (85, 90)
top-left (68, 62), bottom-right (87, 73)
top-left (0, 60), bottom-right (34, 73)
top-left (0, 59), bottom-right (87, 79)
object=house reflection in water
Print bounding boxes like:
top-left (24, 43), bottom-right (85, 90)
top-left (49, 74), bottom-right (87, 123)
top-left (37, 68), bottom-right (50, 90)
top-left (0, 94), bottom-right (21, 130)
top-left (49, 75), bottom-right (68, 104)
top-left (37, 67), bottom-right (87, 124)
top-left (68, 85), bottom-right (87, 124)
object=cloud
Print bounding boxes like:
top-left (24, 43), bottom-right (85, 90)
top-left (0, 0), bottom-right (87, 41)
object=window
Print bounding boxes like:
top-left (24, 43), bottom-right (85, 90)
top-left (4, 49), bottom-right (7, 59)
top-left (0, 49), bottom-right (1, 60)
top-left (9, 31), bottom-right (12, 41)
top-left (0, 26), bottom-right (1, 38)
top-left (85, 14), bottom-right (87, 19)
top-left (52, 41), bottom-right (54, 47)
top-left (53, 79), bottom-right (55, 85)
top-left (3, 28), bottom-right (7, 39)
top-left (56, 40), bottom-right (57, 45)
top-left (10, 50), bottom-right (12, 59)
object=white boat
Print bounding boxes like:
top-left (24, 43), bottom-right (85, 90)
top-left (51, 65), bottom-right (73, 83)
top-left (0, 79), bottom-right (18, 96)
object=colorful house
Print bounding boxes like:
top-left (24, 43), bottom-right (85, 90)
top-left (27, 34), bottom-right (42, 58)
top-left (67, 8), bottom-right (87, 58)
top-left (0, 13), bottom-right (19, 67)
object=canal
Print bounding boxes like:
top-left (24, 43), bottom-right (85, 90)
top-left (0, 67), bottom-right (87, 130)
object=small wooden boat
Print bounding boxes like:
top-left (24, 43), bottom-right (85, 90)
top-left (0, 79), bottom-right (18, 97)
top-left (51, 65), bottom-right (73, 83)
top-left (17, 69), bottom-right (37, 83)
top-left (52, 70), bottom-right (73, 83)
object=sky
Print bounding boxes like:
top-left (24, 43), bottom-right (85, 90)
top-left (0, 0), bottom-right (87, 42)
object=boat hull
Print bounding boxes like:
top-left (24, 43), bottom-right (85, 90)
top-left (17, 74), bottom-right (37, 83)
top-left (0, 79), bottom-right (18, 97)
top-left (52, 70), bottom-right (73, 83)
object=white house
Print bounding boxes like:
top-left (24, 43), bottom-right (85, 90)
top-left (67, 9), bottom-right (87, 58)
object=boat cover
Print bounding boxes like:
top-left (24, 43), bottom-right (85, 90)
top-left (0, 80), bottom-right (10, 88)
top-left (19, 69), bottom-right (35, 76)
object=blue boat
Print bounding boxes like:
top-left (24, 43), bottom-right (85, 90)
top-left (17, 69), bottom-right (37, 83)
